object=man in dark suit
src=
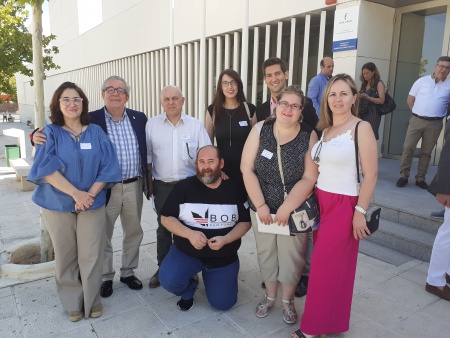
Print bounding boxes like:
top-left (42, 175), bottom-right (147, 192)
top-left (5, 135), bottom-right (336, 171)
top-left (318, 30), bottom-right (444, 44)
top-left (32, 76), bottom-right (150, 297)
top-left (425, 118), bottom-right (450, 300)
top-left (256, 57), bottom-right (318, 297)
top-left (256, 57), bottom-right (319, 134)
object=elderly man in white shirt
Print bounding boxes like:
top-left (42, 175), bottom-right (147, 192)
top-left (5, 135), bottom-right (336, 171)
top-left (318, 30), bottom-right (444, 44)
top-left (146, 85), bottom-right (211, 288)
top-left (397, 56), bottom-right (450, 190)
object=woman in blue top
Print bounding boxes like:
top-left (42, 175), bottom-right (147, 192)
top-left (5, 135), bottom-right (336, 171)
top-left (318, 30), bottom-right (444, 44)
top-left (28, 82), bottom-right (121, 322)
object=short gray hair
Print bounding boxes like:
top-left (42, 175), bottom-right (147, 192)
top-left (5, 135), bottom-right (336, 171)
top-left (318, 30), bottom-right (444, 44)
top-left (102, 76), bottom-right (130, 96)
top-left (437, 56), bottom-right (450, 63)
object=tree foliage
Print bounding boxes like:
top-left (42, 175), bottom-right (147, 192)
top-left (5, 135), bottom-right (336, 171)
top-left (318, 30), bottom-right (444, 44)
top-left (0, 0), bottom-right (59, 101)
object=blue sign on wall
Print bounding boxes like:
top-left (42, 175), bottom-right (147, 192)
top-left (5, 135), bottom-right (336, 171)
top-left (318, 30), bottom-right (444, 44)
top-left (332, 38), bottom-right (358, 52)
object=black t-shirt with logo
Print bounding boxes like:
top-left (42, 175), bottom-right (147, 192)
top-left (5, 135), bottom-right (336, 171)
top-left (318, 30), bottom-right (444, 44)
top-left (160, 175), bottom-right (251, 267)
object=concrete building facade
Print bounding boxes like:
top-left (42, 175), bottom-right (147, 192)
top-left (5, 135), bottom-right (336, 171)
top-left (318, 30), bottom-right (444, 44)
top-left (16, 0), bottom-right (450, 162)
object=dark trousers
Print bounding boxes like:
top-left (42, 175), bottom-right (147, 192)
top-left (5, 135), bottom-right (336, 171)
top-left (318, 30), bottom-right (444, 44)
top-left (154, 180), bottom-right (177, 266)
top-left (159, 244), bottom-right (239, 311)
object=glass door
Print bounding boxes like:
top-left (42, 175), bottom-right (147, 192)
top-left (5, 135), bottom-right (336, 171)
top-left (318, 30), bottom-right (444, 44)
top-left (384, 3), bottom-right (449, 164)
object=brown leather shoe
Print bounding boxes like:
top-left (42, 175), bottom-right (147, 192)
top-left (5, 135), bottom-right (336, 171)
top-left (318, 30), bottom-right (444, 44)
top-left (149, 269), bottom-right (160, 288)
top-left (446, 274), bottom-right (450, 284)
top-left (425, 283), bottom-right (450, 301)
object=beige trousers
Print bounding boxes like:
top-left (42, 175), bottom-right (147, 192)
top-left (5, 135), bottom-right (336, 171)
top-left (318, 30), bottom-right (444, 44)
top-left (252, 221), bottom-right (307, 285)
top-left (103, 178), bottom-right (143, 280)
top-left (400, 115), bottom-right (444, 181)
top-left (42, 206), bottom-right (106, 317)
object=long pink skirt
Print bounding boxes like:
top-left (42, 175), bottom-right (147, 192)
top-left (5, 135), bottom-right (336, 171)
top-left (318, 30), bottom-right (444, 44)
top-left (300, 188), bottom-right (359, 335)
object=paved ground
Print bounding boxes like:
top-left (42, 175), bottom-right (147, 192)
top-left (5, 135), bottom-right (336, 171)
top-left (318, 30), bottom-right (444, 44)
top-left (1, 121), bottom-right (449, 338)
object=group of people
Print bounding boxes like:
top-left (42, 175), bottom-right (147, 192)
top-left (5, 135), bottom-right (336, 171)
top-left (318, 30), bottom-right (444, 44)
top-left (26, 55), bottom-right (450, 338)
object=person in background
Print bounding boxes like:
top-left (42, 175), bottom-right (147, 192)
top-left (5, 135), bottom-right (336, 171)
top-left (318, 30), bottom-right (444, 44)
top-left (358, 62), bottom-right (385, 140)
top-left (429, 109), bottom-right (450, 220)
top-left (425, 115), bottom-right (450, 301)
top-left (27, 82), bottom-right (121, 322)
top-left (293, 74), bottom-right (377, 338)
top-left (307, 57), bottom-right (334, 116)
top-left (396, 56), bottom-right (450, 190)
top-left (205, 69), bottom-right (257, 201)
top-left (242, 85), bottom-right (318, 325)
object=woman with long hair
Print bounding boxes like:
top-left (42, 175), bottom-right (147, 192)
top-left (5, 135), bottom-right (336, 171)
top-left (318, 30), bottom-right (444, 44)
top-left (358, 62), bottom-right (385, 140)
top-left (27, 82), bottom-right (121, 322)
top-left (293, 74), bottom-right (378, 337)
top-left (205, 69), bottom-right (257, 200)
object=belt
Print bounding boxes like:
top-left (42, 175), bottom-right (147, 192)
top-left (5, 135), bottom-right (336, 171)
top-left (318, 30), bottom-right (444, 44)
top-left (412, 113), bottom-right (444, 121)
top-left (155, 179), bottom-right (180, 185)
top-left (122, 177), bottom-right (139, 184)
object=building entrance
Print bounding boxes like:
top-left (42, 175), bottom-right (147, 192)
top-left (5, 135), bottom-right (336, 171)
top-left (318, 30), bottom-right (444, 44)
top-left (384, 1), bottom-right (449, 164)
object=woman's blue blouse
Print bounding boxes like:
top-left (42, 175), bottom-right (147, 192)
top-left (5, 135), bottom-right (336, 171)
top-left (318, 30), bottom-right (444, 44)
top-left (28, 123), bottom-right (121, 212)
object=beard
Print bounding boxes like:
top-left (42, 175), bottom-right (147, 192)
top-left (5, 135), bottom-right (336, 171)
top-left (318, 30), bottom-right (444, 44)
top-left (196, 167), bottom-right (221, 185)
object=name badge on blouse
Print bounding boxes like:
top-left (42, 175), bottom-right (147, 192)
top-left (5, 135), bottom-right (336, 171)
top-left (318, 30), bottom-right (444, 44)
top-left (181, 134), bottom-right (190, 140)
top-left (261, 149), bottom-right (273, 160)
top-left (80, 143), bottom-right (92, 150)
top-left (239, 121), bottom-right (248, 127)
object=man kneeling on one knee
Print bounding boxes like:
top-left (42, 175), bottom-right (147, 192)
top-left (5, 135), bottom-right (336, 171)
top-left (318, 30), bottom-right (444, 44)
top-left (159, 145), bottom-right (251, 311)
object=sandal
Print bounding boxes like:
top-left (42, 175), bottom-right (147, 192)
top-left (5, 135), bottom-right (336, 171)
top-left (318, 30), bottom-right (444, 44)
top-left (291, 329), bottom-right (307, 338)
top-left (256, 294), bottom-right (276, 318)
top-left (282, 299), bottom-right (297, 324)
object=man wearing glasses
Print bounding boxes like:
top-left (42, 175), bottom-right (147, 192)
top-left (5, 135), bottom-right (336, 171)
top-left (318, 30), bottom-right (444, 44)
top-left (397, 56), bottom-right (450, 189)
top-left (146, 85), bottom-right (211, 289)
top-left (255, 57), bottom-right (318, 299)
top-left (33, 75), bottom-right (150, 297)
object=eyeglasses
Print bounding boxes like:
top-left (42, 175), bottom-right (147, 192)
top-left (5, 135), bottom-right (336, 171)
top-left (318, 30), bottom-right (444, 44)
top-left (278, 101), bottom-right (303, 111)
top-left (436, 64), bottom-right (450, 71)
top-left (104, 87), bottom-right (127, 95)
top-left (60, 98), bottom-right (83, 106)
top-left (221, 80), bottom-right (238, 87)
top-left (313, 141), bottom-right (323, 164)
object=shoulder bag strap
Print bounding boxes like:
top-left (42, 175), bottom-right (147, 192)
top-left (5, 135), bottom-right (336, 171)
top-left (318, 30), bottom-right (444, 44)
top-left (354, 121), bottom-right (362, 193)
top-left (274, 123), bottom-right (288, 199)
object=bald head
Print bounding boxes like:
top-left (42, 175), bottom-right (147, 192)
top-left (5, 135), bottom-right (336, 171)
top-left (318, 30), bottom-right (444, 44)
top-left (160, 85), bottom-right (185, 117)
top-left (320, 57), bottom-right (334, 77)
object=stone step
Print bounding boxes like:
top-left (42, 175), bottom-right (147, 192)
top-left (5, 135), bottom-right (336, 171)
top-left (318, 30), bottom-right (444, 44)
top-left (358, 240), bottom-right (416, 267)
top-left (366, 219), bottom-right (436, 262)
top-left (373, 202), bottom-right (441, 234)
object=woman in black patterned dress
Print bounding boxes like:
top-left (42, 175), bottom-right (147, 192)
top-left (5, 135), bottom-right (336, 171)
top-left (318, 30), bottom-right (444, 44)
top-left (241, 85), bottom-right (318, 325)
top-left (358, 62), bottom-right (385, 140)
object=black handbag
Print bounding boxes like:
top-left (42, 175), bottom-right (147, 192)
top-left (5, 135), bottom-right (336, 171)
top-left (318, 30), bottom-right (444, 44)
top-left (376, 92), bottom-right (396, 116)
top-left (288, 193), bottom-right (320, 234)
top-left (355, 121), bottom-right (381, 234)
top-left (275, 125), bottom-right (320, 235)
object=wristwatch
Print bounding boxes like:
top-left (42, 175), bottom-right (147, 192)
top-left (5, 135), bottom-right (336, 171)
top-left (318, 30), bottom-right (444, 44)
top-left (355, 205), bottom-right (367, 216)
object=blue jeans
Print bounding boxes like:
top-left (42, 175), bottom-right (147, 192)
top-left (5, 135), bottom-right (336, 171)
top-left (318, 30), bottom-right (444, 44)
top-left (159, 244), bottom-right (239, 311)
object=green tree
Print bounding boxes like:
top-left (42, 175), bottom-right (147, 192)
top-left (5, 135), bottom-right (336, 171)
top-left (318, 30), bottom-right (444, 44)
top-left (420, 57), bottom-right (429, 77)
top-left (0, 0), bottom-right (58, 107)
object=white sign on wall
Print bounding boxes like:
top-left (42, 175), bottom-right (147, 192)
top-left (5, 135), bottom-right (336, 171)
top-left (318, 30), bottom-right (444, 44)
top-left (332, 5), bottom-right (360, 52)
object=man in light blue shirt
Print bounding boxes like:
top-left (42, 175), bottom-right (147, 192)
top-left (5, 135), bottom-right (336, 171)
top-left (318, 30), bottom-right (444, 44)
top-left (307, 57), bottom-right (334, 116)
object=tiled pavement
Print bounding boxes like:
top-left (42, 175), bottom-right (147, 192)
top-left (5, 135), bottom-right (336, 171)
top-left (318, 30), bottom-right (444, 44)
top-left (1, 121), bottom-right (449, 337)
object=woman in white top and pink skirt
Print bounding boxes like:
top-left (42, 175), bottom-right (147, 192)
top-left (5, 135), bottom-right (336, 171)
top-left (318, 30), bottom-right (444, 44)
top-left (293, 74), bottom-right (378, 338)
